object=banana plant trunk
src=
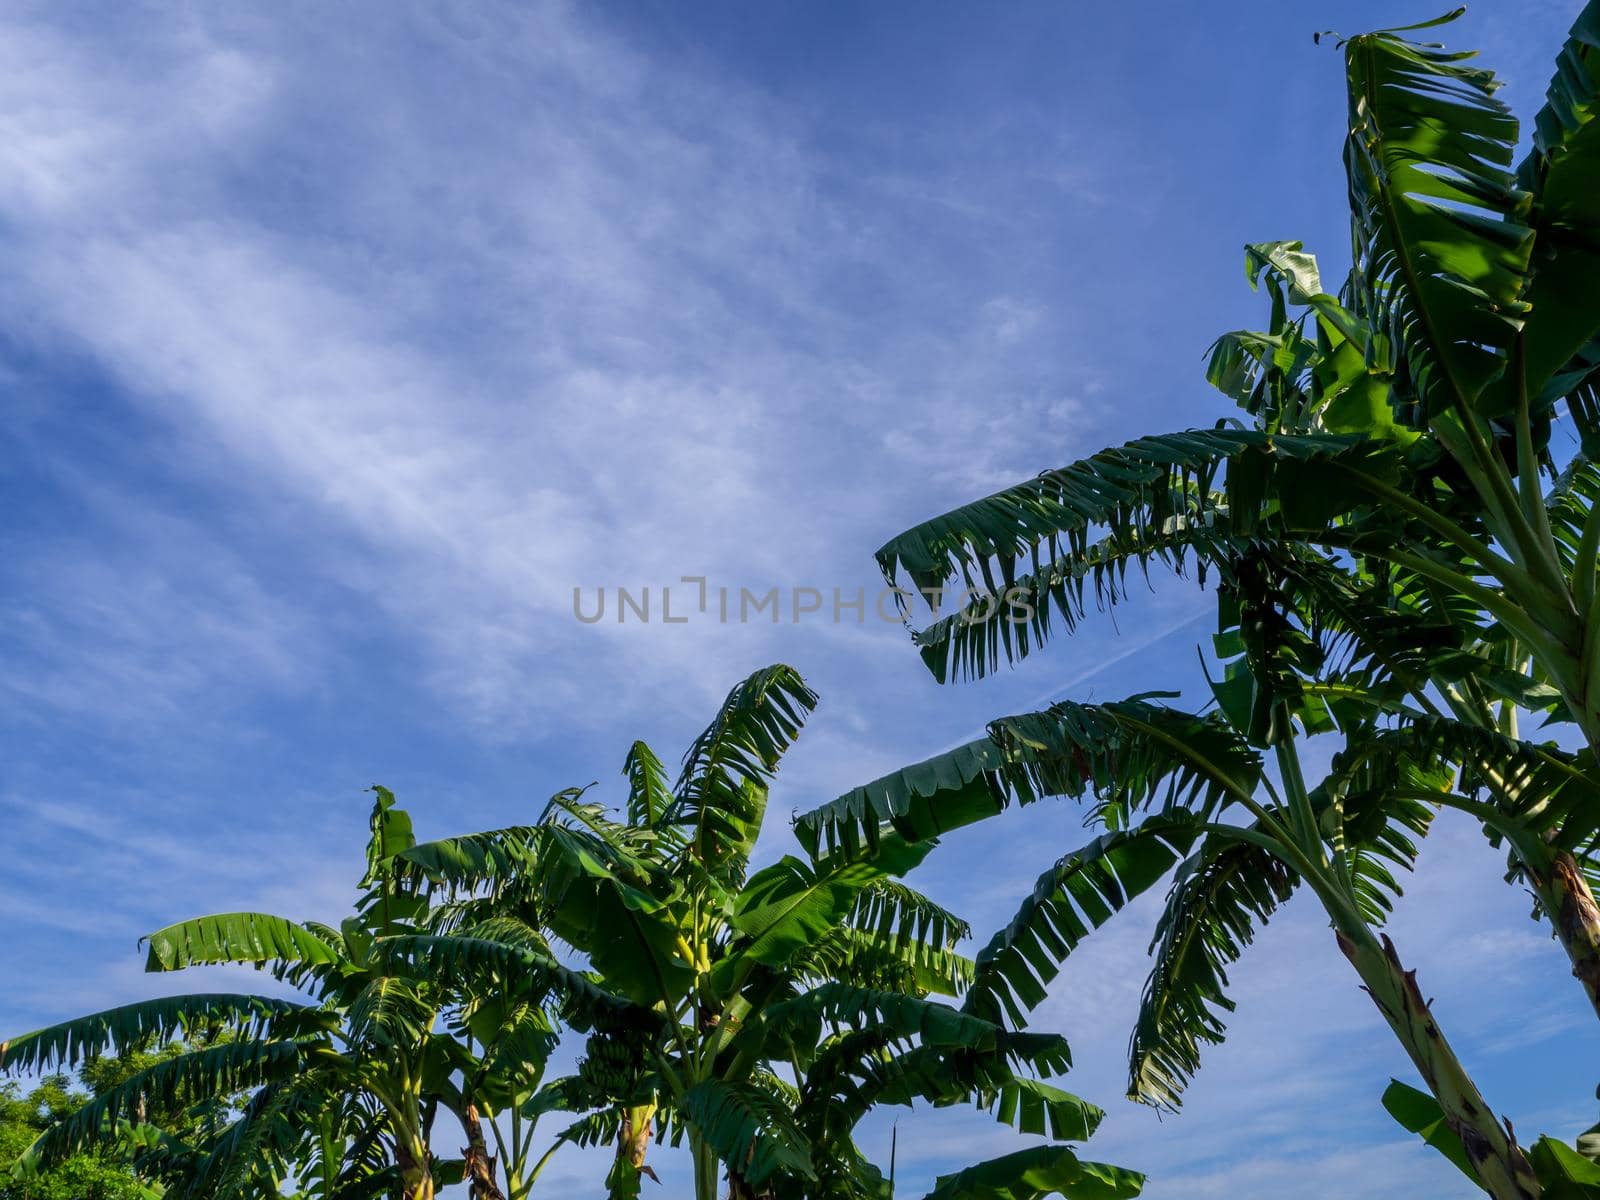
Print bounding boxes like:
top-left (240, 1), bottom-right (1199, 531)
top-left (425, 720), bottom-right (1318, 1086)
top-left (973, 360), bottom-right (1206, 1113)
top-left (460, 1104), bottom-right (507, 1200)
top-left (1533, 848), bottom-right (1600, 1020)
top-left (1468, 709), bottom-right (1600, 1023)
top-left (396, 1140), bottom-right (435, 1200)
top-left (1338, 930), bottom-right (1539, 1200)
top-left (690, 1132), bottom-right (721, 1200)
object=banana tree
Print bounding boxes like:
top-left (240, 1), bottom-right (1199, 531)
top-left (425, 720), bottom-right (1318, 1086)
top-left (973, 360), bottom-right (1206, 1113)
top-left (0, 940), bottom-right (379, 1200)
top-left (1, 788), bottom-right (611, 1200)
top-left (795, 666), bottom-right (1539, 1198)
top-left (1202, 219), bottom-right (1600, 1017)
top-left (917, 1146), bottom-right (1146, 1200)
top-left (387, 665), bottom-right (846, 1198)
top-left (2, 1028), bottom-right (332, 1200)
top-left (1384, 1077), bottom-right (1600, 1197)
top-left (762, 983), bottom-right (1142, 1200)
top-left (391, 664), bottom-right (1142, 1200)
top-left (1215, 524), bottom-right (1600, 1017)
top-left (868, 7), bottom-right (1600, 1022)
top-left (133, 1072), bottom-right (400, 1200)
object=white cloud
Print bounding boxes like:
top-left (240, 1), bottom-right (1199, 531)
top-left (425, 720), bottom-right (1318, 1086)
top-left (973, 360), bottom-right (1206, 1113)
top-left (0, 0), bottom-right (1121, 740)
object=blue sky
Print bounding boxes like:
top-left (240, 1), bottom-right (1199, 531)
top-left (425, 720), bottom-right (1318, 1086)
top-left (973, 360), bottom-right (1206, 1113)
top-left (1, 1), bottom-right (1594, 1196)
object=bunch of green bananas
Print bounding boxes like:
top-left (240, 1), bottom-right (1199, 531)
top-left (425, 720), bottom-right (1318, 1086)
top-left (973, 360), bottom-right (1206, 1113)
top-left (576, 1030), bottom-right (652, 1105)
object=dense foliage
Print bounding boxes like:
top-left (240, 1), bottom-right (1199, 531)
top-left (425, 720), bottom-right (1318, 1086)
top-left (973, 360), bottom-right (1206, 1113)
top-left (1, 1078), bottom-right (144, 1200)
top-left (2, 669), bottom-right (1137, 1200)
top-left (382, 665), bottom-right (1138, 1200)
top-left (796, 6), bottom-right (1600, 1199)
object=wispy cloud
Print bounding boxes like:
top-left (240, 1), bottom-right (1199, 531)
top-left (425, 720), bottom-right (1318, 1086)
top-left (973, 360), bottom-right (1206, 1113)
top-left (0, 1), bottom-right (1123, 741)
